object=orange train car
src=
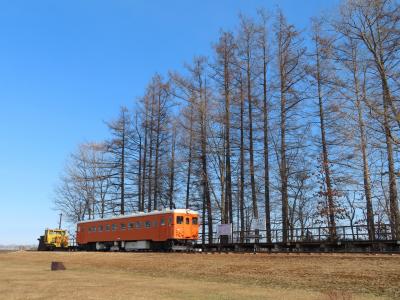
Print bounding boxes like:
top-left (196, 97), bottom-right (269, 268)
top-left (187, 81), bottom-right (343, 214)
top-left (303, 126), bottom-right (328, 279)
top-left (76, 209), bottom-right (199, 251)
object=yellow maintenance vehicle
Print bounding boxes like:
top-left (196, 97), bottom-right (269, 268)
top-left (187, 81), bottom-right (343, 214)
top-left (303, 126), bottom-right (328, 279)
top-left (37, 213), bottom-right (69, 251)
top-left (37, 228), bottom-right (69, 251)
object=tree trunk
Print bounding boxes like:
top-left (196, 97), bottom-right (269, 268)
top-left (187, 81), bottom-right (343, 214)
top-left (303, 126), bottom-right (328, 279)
top-left (185, 105), bottom-right (194, 209)
top-left (278, 27), bottom-right (289, 243)
top-left (147, 94), bottom-right (155, 212)
top-left (224, 52), bottom-right (233, 225)
top-left (220, 139), bottom-right (225, 223)
top-left (201, 116), bottom-right (212, 243)
top-left (120, 113), bottom-right (125, 215)
top-left (280, 87), bottom-right (289, 244)
top-left (262, 37), bottom-right (271, 243)
top-left (239, 73), bottom-right (245, 242)
top-left (153, 92), bottom-right (162, 211)
top-left (168, 124), bottom-right (176, 209)
top-left (246, 49), bottom-right (258, 221)
top-left (137, 132), bottom-right (142, 212)
top-left (202, 79), bottom-right (213, 244)
top-left (315, 38), bottom-right (336, 238)
top-left (141, 99), bottom-right (149, 212)
top-left (350, 42), bottom-right (375, 240)
top-left (381, 75), bottom-right (400, 239)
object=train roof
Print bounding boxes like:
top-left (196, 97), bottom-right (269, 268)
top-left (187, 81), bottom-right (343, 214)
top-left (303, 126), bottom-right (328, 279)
top-left (45, 228), bottom-right (68, 233)
top-left (77, 209), bottom-right (199, 224)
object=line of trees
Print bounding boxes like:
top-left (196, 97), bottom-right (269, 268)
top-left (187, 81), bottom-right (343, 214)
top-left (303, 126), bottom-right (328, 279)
top-left (54, 0), bottom-right (400, 241)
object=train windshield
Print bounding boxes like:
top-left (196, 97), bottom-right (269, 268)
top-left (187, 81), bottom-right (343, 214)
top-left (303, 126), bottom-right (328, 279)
top-left (192, 217), bottom-right (198, 225)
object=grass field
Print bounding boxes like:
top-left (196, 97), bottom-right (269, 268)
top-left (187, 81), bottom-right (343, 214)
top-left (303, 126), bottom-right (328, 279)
top-left (0, 251), bottom-right (399, 299)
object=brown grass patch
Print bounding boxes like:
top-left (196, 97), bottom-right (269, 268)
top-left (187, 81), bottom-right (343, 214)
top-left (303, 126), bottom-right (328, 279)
top-left (0, 251), bottom-right (398, 299)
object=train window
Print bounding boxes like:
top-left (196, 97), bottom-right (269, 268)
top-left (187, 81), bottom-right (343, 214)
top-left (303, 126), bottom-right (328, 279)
top-left (192, 217), bottom-right (198, 225)
top-left (177, 216), bottom-right (183, 224)
top-left (128, 223), bottom-right (134, 230)
top-left (168, 217), bottom-right (172, 225)
top-left (160, 218), bottom-right (165, 226)
top-left (186, 218), bottom-right (190, 225)
top-left (136, 222), bottom-right (141, 229)
top-left (121, 223), bottom-right (126, 230)
top-left (106, 224), bottom-right (110, 231)
top-left (98, 225), bottom-right (103, 232)
top-left (88, 227), bottom-right (92, 232)
top-left (145, 221), bottom-right (151, 228)
top-left (112, 224), bottom-right (117, 231)
top-left (92, 226), bottom-right (96, 232)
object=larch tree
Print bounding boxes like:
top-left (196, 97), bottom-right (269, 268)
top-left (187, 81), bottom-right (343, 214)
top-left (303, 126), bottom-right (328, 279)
top-left (257, 9), bottom-right (272, 243)
top-left (336, 34), bottom-right (376, 240)
top-left (337, 0), bottom-right (400, 239)
top-left (167, 121), bottom-right (177, 209)
top-left (238, 15), bottom-right (260, 224)
top-left (139, 94), bottom-right (150, 212)
top-left (105, 106), bottom-right (134, 215)
top-left (170, 57), bottom-right (214, 244)
top-left (308, 20), bottom-right (338, 239)
top-left (212, 30), bottom-right (237, 224)
top-left (275, 10), bottom-right (306, 243)
top-left (152, 75), bottom-right (170, 211)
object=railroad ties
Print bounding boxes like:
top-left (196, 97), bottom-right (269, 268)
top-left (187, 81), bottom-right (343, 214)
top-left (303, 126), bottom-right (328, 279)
top-left (193, 240), bottom-right (400, 253)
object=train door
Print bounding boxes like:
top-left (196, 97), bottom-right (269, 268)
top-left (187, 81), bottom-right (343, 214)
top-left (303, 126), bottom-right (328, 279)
top-left (77, 224), bottom-right (86, 245)
top-left (191, 216), bottom-right (199, 238)
top-left (184, 215), bottom-right (191, 238)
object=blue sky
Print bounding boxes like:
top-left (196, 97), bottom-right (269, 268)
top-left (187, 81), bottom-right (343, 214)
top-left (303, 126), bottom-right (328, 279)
top-left (0, 0), bottom-right (339, 244)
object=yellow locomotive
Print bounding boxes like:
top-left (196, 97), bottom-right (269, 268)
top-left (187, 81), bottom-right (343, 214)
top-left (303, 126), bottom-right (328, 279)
top-left (37, 228), bottom-right (69, 251)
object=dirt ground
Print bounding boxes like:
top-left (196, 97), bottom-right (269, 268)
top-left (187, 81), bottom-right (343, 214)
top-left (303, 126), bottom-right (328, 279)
top-left (0, 251), bottom-right (399, 300)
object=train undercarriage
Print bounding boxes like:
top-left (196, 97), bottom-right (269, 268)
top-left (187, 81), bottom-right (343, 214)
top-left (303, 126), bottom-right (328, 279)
top-left (78, 239), bottom-right (196, 252)
top-left (194, 240), bottom-right (400, 253)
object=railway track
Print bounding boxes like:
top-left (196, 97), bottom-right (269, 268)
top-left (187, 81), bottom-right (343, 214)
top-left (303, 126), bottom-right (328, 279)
top-left (64, 241), bottom-right (400, 254)
top-left (193, 239), bottom-right (400, 254)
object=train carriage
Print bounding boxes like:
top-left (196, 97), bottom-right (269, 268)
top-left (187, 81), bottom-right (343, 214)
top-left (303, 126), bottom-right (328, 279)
top-left (76, 209), bottom-right (199, 251)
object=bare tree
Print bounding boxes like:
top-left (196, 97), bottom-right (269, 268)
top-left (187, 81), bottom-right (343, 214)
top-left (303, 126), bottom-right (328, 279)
top-left (152, 76), bottom-right (170, 211)
top-left (170, 57), bottom-right (213, 244)
top-left (105, 106), bottom-right (134, 215)
top-left (54, 143), bottom-right (112, 222)
top-left (308, 20), bottom-right (337, 239)
top-left (275, 10), bottom-right (306, 243)
top-left (336, 34), bottom-right (376, 240)
top-left (212, 31), bottom-right (237, 224)
top-left (238, 70), bottom-right (246, 241)
top-left (139, 95), bottom-right (150, 212)
top-left (168, 122), bottom-right (177, 209)
top-left (185, 104), bottom-right (194, 209)
top-left (257, 9), bottom-right (272, 243)
top-left (337, 0), bottom-right (400, 239)
top-left (238, 15), bottom-right (259, 221)
top-left (134, 110), bottom-right (143, 212)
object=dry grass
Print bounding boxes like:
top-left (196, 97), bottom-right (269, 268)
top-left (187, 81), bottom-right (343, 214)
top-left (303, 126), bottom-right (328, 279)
top-left (0, 251), bottom-right (398, 299)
